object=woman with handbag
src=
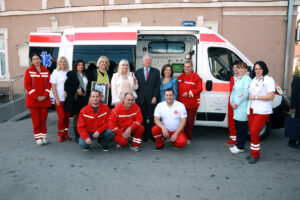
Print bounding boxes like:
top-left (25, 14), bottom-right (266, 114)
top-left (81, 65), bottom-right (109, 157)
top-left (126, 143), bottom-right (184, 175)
top-left (50, 56), bottom-right (71, 143)
top-left (64, 59), bottom-right (89, 143)
top-left (247, 61), bottom-right (275, 164)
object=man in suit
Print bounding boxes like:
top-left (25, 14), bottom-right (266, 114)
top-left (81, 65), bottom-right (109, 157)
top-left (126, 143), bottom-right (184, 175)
top-left (135, 55), bottom-right (160, 142)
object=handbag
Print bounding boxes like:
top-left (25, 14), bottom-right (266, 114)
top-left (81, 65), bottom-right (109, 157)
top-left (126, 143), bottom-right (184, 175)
top-left (284, 116), bottom-right (300, 139)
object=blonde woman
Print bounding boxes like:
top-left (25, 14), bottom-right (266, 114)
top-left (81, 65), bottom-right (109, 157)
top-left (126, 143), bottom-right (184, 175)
top-left (87, 56), bottom-right (113, 106)
top-left (111, 59), bottom-right (138, 106)
top-left (50, 56), bottom-right (71, 143)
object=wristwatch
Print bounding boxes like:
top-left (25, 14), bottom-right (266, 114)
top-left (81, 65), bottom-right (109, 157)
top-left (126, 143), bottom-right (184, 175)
top-left (255, 96), bottom-right (258, 100)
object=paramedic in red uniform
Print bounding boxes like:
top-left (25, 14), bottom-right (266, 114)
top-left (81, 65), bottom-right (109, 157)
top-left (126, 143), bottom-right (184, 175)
top-left (152, 88), bottom-right (187, 150)
top-left (24, 53), bottom-right (52, 146)
top-left (77, 90), bottom-right (115, 151)
top-left (109, 92), bottom-right (144, 152)
top-left (178, 60), bottom-right (203, 144)
top-left (226, 61), bottom-right (239, 146)
top-left (247, 61), bottom-right (275, 164)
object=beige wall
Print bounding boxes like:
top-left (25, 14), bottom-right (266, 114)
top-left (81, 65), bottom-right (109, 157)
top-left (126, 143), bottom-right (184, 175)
top-left (0, 1), bottom-right (298, 93)
top-left (5, 0), bottom-right (42, 11)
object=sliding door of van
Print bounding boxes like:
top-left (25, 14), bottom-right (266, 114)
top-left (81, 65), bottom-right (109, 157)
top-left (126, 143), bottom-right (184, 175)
top-left (198, 43), bottom-right (244, 127)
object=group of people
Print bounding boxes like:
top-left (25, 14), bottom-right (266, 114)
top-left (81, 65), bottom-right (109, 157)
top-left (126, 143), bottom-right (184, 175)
top-left (24, 52), bottom-right (298, 165)
top-left (226, 60), bottom-right (276, 164)
top-left (24, 54), bottom-right (202, 152)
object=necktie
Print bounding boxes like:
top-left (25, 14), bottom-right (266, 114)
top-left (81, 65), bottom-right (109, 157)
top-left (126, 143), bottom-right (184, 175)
top-left (146, 68), bottom-right (149, 81)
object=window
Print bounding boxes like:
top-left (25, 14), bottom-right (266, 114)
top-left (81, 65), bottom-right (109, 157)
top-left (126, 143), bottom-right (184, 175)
top-left (73, 45), bottom-right (136, 71)
top-left (0, 29), bottom-right (8, 80)
top-left (148, 42), bottom-right (185, 54)
top-left (208, 47), bottom-right (242, 81)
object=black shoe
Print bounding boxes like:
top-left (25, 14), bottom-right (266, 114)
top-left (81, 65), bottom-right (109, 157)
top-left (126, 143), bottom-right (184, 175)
top-left (151, 138), bottom-right (155, 142)
top-left (248, 156), bottom-right (259, 164)
top-left (155, 144), bottom-right (164, 151)
top-left (246, 155), bottom-right (252, 160)
top-left (142, 137), bottom-right (148, 142)
top-left (288, 141), bottom-right (300, 149)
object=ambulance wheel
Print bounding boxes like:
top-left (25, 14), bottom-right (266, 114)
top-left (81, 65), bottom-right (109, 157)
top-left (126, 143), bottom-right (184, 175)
top-left (248, 121), bottom-right (272, 141)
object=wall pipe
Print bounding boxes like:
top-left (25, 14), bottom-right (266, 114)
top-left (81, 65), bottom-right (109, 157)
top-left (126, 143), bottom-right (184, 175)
top-left (283, 0), bottom-right (294, 95)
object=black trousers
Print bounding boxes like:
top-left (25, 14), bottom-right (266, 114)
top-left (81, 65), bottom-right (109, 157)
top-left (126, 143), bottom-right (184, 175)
top-left (234, 120), bottom-right (248, 150)
top-left (138, 102), bottom-right (156, 140)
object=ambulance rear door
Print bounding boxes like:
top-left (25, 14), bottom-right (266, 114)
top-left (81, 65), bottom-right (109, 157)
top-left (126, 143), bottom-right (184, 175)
top-left (60, 28), bottom-right (138, 71)
top-left (29, 32), bottom-right (61, 74)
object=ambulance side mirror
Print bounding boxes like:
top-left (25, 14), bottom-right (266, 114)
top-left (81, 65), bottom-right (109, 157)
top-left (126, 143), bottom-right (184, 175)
top-left (206, 80), bottom-right (212, 91)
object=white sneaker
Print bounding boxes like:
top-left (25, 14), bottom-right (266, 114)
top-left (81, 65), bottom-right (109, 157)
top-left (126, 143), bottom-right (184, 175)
top-left (36, 139), bottom-right (44, 146)
top-left (116, 144), bottom-right (121, 150)
top-left (229, 146), bottom-right (244, 154)
top-left (130, 146), bottom-right (141, 152)
top-left (42, 138), bottom-right (49, 145)
top-left (187, 140), bottom-right (191, 145)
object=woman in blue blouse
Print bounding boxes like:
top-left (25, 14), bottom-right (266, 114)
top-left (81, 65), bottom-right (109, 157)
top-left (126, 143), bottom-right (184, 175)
top-left (160, 64), bottom-right (178, 102)
top-left (229, 61), bottom-right (252, 154)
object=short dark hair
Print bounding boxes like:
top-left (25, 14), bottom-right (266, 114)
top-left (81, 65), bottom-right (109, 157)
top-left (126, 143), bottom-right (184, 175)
top-left (233, 60), bottom-right (239, 66)
top-left (90, 90), bottom-right (102, 96)
top-left (237, 61), bottom-right (248, 69)
top-left (164, 88), bottom-right (174, 95)
top-left (30, 53), bottom-right (42, 61)
top-left (252, 61), bottom-right (269, 77)
top-left (73, 59), bottom-right (85, 71)
top-left (161, 64), bottom-right (173, 78)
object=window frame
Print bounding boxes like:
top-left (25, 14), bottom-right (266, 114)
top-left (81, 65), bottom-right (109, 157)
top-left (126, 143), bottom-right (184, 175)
top-left (0, 28), bottom-right (9, 81)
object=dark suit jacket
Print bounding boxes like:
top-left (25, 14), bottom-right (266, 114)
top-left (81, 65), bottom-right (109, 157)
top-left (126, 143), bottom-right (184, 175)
top-left (135, 66), bottom-right (160, 104)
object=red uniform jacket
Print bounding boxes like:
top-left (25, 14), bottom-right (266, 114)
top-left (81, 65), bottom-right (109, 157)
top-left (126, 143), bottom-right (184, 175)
top-left (177, 72), bottom-right (203, 109)
top-left (24, 64), bottom-right (51, 108)
top-left (77, 103), bottom-right (111, 141)
top-left (109, 103), bottom-right (143, 136)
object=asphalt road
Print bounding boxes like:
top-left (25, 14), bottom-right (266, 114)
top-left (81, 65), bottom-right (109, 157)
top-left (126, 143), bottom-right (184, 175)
top-left (0, 110), bottom-right (299, 200)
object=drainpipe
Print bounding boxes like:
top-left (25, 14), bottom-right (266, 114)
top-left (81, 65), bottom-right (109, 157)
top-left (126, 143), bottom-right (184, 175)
top-left (283, 0), bottom-right (294, 95)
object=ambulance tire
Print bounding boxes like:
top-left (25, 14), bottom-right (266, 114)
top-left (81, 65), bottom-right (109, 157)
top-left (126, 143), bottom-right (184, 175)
top-left (247, 121), bottom-right (272, 141)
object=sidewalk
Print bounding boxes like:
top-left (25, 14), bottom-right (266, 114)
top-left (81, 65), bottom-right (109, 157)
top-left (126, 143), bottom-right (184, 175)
top-left (0, 111), bottom-right (299, 200)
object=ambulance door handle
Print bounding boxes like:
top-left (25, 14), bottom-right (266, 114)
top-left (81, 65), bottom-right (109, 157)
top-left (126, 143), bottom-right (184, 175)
top-left (206, 80), bottom-right (213, 91)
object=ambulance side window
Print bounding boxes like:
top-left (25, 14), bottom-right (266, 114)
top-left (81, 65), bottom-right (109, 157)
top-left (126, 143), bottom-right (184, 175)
top-left (208, 47), bottom-right (241, 81)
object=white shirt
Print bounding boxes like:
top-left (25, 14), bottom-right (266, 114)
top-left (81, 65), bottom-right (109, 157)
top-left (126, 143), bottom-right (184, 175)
top-left (50, 70), bottom-right (68, 101)
top-left (154, 100), bottom-right (187, 131)
top-left (248, 75), bottom-right (275, 114)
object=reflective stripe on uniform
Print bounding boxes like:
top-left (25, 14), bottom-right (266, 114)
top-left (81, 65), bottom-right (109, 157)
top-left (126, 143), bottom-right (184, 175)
top-left (83, 114), bottom-right (94, 119)
top-left (29, 89), bottom-right (36, 94)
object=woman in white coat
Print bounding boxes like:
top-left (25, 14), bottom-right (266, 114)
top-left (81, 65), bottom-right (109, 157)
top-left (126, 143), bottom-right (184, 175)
top-left (111, 59), bottom-right (138, 106)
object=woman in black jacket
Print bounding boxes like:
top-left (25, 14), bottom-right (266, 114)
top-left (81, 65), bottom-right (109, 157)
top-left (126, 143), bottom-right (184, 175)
top-left (64, 59), bottom-right (90, 143)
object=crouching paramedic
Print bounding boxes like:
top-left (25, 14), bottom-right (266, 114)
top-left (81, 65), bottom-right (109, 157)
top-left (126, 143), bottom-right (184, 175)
top-left (77, 90), bottom-right (115, 151)
top-left (152, 88), bottom-right (187, 150)
top-left (109, 92), bottom-right (144, 152)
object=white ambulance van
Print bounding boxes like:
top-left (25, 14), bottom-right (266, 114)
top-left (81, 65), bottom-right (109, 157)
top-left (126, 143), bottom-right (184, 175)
top-left (29, 26), bottom-right (286, 139)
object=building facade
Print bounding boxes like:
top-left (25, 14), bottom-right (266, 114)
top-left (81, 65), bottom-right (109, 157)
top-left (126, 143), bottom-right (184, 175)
top-left (0, 0), bottom-right (298, 95)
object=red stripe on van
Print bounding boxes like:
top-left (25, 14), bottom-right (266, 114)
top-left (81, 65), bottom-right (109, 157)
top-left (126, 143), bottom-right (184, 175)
top-left (30, 35), bottom-right (61, 43)
top-left (66, 32), bottom-right (137, 42)
top-left (200, 33), bottom-right (225, 43)
top-left (203, 82), bottom-right (230, 92)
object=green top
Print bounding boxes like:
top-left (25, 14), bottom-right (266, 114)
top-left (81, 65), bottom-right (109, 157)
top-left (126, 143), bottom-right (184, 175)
top-left (97, 70), bottom-right (109, 84)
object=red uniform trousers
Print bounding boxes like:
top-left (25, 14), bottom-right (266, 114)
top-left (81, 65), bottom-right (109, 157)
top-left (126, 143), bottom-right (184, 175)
top-left (152, 125), bottom-right (187, 148)
top-left (29, 107), bottom-right (48, 140)
top-left (248, 109), bottom-right (269, 158)
top-left (55, 101), bottom-right (71, 137)
top-left (114, 125), bottom-right (144, 147)
top-left (185, 108), bottom-right (197, 140)
top-left (227, 103), bottom-right (237, 142)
